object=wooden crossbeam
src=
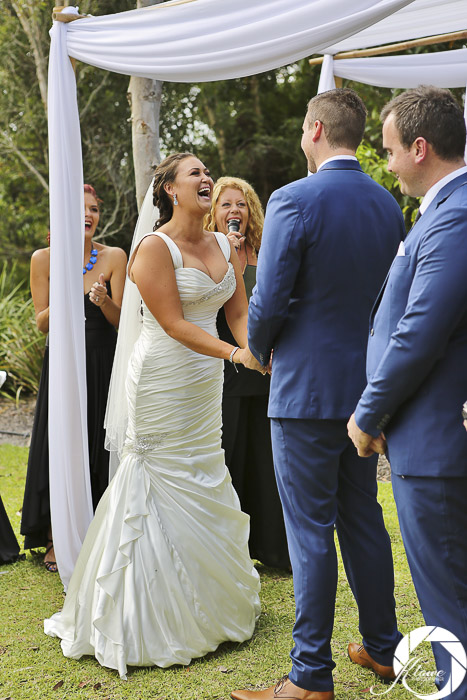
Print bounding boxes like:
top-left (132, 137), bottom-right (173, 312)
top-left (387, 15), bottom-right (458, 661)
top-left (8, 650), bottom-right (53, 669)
top-left (308, 30), bottom-right (467, 65)
top-left (52, 6), bottom-right (88, 22)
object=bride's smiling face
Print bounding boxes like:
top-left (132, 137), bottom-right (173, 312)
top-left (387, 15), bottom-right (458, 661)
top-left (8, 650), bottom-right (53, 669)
top-left (166, 157), bottom-right (213, 214)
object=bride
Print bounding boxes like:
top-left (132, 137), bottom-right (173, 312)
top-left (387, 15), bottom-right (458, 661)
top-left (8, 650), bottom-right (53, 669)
top-left (45, 153), bottom-right (262, 679)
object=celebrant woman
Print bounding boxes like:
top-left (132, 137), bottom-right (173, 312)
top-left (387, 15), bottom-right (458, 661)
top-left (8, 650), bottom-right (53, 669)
top-left (20, 184), bottom-right (127, 572)
top-left (206, 176), bottom-right (289, 570)
top-left (44, 153), bottom-right (261, 678)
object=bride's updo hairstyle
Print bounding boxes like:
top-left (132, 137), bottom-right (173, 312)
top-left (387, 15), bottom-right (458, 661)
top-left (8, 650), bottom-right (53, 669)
top-left (152, 152), bottom-right (195, 230)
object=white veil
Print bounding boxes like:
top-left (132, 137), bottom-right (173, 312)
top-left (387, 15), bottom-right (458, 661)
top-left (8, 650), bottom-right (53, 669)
top-left (104, 179), bottom-right (159, 479)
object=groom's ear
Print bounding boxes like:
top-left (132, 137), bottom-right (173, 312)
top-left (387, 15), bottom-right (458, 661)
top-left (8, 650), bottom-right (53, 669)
top-left (312, 120), bottom-right (323, 142)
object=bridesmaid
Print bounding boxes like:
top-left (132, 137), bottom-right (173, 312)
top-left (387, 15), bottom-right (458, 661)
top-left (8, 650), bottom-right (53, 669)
top-left (206, 177), bottom-right (290, 569)
top-left (0, 371), bottom-right (23, 564)
top-left (20, 185), bottom-right (127, 571)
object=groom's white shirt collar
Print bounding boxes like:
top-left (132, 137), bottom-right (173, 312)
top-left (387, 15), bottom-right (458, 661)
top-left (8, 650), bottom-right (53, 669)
top-left (420, 165), bottom-right (467, 214)
top-left (318, 155), bottom-right (358, 171)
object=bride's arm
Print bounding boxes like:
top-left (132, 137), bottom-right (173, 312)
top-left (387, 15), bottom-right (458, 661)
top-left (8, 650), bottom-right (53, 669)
top-left (130, 235), bottom-right (240, 361)
top-left (223, 239), bottom-right (265, 373)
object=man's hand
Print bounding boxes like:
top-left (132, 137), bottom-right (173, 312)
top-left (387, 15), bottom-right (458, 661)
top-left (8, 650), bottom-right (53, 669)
top-left (235, 347), bottom-right (268, 374)
top-left (347, 413), bottom-right (386, 457)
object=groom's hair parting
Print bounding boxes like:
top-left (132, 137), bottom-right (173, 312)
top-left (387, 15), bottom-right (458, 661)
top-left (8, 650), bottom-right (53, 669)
top-left (380, 85), bottom-right (466, 161)
top-left (152, 152), bottom-right (195, 230)
top-left (306, 88), bottom-right (367, 151)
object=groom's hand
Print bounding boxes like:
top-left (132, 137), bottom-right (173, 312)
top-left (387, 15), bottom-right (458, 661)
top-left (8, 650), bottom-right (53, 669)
top-left (347, 413), bottom-right (384, 457)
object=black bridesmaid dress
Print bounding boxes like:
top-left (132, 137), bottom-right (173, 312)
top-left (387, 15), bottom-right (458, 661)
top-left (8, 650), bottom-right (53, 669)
top-left (0, 495), bottom-right (21, 564)
top-left (217, 264), bottom-right (290, 569)
top-left (20, 284), bottom-right (117, 549)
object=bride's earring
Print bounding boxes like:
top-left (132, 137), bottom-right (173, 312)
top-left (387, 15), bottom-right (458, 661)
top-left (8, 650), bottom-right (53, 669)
top-left (173, 193), bottom-right (178, 207)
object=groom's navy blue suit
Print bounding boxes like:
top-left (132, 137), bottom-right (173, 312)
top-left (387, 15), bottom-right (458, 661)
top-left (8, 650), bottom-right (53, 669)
top-left (248, 159), bottom-right (405, 691)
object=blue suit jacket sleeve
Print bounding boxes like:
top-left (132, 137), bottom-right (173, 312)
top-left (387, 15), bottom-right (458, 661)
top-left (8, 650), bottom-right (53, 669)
top-left (355, 205), bottom-right (467, 436)
top-left (248, 186), bottom-right (306, 365)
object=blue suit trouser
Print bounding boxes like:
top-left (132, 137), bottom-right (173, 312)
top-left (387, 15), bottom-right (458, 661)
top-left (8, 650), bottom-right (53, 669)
top-left (271, 417), bottom-right (401, 691)
top-left (392, 473), bottom-right (467, 700)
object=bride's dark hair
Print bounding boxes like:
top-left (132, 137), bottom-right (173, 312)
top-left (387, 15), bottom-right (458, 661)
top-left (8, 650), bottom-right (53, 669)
top-left (152, 152), bottom-right (195, 230)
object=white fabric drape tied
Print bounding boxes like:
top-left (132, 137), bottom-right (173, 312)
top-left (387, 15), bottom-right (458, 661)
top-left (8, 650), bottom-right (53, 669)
top-left (317, 54), bottom-right (336, 94)
top-left (48, 7), bottom-right (93, 589)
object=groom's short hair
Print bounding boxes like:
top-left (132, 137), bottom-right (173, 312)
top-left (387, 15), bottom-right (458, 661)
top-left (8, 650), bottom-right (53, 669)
top-left (306, 88), bottom-right (367, 151)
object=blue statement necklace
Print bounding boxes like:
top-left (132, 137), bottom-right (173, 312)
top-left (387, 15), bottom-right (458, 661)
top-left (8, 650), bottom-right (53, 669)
top-left (83, 243), bottom-right (98, 275)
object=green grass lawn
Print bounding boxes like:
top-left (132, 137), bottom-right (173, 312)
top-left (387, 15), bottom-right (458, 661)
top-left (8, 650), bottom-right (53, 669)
top-left (0, 444), bottom-right (429, 700)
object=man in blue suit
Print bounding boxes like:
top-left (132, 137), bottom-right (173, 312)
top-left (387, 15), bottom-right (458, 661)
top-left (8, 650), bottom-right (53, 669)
top-left (349, 86), bottom-right (467, 699)
top-left (231, 89), bottom-right (405, 700)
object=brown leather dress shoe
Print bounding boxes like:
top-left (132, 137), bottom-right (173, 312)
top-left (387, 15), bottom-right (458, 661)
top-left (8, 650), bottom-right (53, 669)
top-left (230, 675), bottom-right (335, 700)
top-left (348, 642), bottom-right (396, 684)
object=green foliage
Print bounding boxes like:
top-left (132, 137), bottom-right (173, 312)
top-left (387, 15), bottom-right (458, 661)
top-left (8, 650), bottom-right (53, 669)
top-left (357, 140), bottom-right (398, 192)
top-left (0, 0), bottom-right (140, 260)
top-left (161, 60), bottom-right (320, 207)
top-left (0, 2), bottom-right (50, 253)
top-left (2, 5), bottom-right (465, 269)
top-left (0, 261), bottom-right (44, 398)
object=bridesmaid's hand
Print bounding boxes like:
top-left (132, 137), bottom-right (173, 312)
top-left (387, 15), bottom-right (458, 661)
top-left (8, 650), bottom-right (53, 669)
top-left (90, 273), bottom-right (108, 307)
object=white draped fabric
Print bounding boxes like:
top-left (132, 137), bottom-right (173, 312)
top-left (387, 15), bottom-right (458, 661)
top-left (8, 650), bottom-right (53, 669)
top-left (330, 49), bottom-right (467, 89)
top-left (328, 0), bottom-right (467, 53)
top-left (48, 14), bottom-right (93, 588)
top-left (63, 0), bottom-right (415, 81)
top-left (318, 54), bottom-right (337, 93)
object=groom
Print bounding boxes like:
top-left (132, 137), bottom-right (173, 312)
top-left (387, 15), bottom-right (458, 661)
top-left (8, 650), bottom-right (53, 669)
top-left (232, 89), bottom-right (405, 700)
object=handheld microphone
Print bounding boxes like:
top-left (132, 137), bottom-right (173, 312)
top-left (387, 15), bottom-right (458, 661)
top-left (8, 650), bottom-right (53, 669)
top-left (227, 219), bottom-right (241, 233)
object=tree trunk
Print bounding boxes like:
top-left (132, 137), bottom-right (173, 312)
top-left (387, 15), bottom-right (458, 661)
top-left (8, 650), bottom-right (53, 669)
top-left (11, 0), bottom-right (49, 117)
top-left (128, 0), bottom-right (164, 211)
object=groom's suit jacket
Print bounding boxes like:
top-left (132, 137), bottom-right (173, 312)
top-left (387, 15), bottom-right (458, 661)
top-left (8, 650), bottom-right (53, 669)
top-left (248, 159), bottom-right (405, 420)
top-left (355, 171), bottom-right (467, 476)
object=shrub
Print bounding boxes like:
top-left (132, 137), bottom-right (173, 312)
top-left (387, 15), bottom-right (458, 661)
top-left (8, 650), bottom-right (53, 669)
top-left (0, 261), bottom-right (45, 398)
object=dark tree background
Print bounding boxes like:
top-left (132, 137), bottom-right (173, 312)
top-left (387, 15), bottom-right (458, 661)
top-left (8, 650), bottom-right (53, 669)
top-left (1, 1), bottom-right (465, 270)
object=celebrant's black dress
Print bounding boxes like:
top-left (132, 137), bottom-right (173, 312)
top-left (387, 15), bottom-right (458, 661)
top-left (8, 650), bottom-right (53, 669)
top-left (217, 263), bottom-right (290, 569)
top-left (0, 495), bottom-right (21, 563)
top-left (20, 285), bottom-right (117, 549)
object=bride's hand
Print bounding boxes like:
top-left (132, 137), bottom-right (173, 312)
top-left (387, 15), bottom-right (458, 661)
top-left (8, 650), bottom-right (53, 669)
top-left (234, 347), bottom-right (267, 374)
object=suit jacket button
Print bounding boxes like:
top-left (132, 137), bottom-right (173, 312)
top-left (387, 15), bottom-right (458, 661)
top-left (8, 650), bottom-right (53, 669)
top-left (370, 328), bottom-right (375, 336)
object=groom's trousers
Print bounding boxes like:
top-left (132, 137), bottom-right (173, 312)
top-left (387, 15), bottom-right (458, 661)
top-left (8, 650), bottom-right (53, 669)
top-left (271, 417), bottom-right (401, 691)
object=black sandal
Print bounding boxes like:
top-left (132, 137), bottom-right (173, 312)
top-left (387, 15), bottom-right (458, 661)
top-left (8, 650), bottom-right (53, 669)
top-left (44, 540), bottom-right (57, 573)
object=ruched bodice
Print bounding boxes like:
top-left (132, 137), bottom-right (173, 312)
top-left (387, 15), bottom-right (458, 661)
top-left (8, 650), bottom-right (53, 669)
top-left (125, 233), bottom-right (236, 444)
top-left (45, 231), bottom-right (260, 678)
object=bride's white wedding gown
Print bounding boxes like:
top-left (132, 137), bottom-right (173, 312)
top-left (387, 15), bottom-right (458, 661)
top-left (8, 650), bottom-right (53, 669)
top-left (44, 232), bottom-right (261, 679)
